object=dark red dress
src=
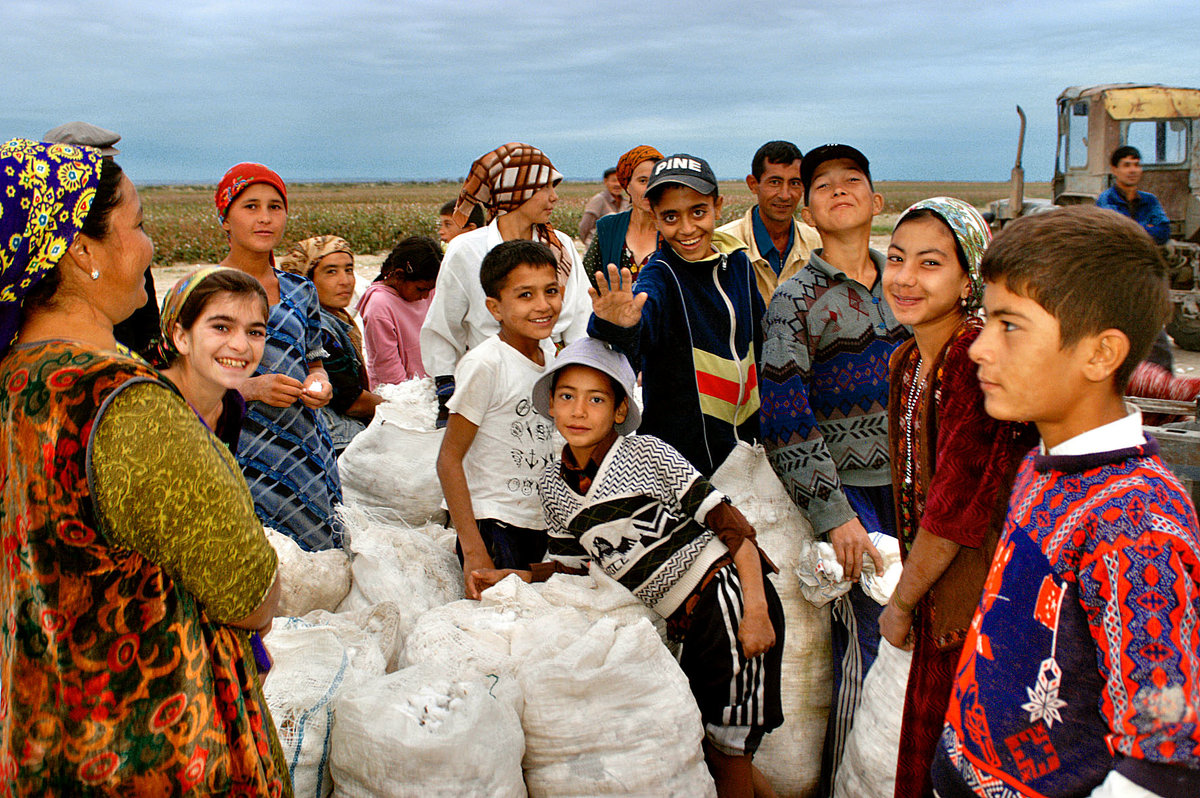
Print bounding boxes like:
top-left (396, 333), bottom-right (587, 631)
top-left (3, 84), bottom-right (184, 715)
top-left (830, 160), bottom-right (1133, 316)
top-left (888, 316), bottom-right (1036, 798)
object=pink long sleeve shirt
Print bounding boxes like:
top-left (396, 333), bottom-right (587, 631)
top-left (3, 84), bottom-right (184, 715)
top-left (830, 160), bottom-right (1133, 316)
top-left (357, 282), bottom-right (432, 388)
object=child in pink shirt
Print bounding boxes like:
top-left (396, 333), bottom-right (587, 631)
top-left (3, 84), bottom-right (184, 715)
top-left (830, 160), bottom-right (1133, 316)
top-left (358, 236), bottom-right (442, 387)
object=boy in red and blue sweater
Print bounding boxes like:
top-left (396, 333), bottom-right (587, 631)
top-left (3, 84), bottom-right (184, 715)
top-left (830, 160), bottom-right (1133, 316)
top-left (934, 206), bottom-right (1200, 798)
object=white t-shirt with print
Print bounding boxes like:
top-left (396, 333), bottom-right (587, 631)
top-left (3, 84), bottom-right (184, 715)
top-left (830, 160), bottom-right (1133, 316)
top-left (447, 334), bottom-right (558, 528)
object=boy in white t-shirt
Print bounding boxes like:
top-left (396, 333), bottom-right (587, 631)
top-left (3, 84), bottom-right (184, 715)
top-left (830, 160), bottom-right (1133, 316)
top-left (436, 240), bottom-right (562, 599)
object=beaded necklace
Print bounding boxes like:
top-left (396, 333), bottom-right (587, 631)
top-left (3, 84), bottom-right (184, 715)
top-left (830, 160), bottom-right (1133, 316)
top-left (902, 356), bottom-right (925, 488)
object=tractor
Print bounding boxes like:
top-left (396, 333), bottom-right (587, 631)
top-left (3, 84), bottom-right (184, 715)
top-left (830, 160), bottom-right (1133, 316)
top-left (990, 84), bottom-right (1200, 349)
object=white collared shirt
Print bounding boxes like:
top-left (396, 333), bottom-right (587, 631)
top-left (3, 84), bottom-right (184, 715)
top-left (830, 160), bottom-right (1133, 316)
top-left (1044, 403), bottom-right (1146, 456)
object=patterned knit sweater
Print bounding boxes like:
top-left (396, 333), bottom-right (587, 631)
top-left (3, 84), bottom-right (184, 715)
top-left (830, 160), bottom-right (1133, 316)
top-left (539, 434), bottom-right (728, 618)
top-left (933, 440), bottom-right (1200, 798)
top-left (760, 249), bottom-right (909, 535)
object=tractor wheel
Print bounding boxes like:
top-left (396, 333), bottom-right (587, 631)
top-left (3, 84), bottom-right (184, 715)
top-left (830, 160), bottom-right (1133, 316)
top-left (1168, 305), bottom-right (1200, 351)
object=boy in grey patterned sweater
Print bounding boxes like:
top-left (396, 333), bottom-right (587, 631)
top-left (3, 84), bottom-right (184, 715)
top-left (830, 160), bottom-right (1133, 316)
top-left (759, 144), bottom-right (909, 791)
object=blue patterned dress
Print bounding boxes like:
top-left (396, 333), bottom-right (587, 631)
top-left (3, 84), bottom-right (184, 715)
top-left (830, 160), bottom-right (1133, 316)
top-left (238, 270), bottom-right (343, 550)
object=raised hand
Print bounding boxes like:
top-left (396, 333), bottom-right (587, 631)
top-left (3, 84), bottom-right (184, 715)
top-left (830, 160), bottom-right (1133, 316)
top-left (588, 264), bottom-right (647, 329)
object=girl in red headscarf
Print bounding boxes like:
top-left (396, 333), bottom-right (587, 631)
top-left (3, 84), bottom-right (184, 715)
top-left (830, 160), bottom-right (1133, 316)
top-left (213, 163), bottom-right (344, 551)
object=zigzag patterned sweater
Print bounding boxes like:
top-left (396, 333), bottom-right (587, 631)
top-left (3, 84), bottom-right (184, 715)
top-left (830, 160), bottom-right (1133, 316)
top-left (539, 434), bottom-right (728, 618)
top-left (933, 440), bottom-right (1200, 798)
top-left (760, 249), bottom-right (909, 535)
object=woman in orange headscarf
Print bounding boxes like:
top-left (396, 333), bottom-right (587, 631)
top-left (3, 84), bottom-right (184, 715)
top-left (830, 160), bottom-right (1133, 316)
top-left (582, 145), bottom-right (663, 290)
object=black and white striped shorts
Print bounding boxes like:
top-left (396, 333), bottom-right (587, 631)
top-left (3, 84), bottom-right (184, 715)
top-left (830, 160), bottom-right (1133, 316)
top-left (678, 562), bottom-right (785, 756)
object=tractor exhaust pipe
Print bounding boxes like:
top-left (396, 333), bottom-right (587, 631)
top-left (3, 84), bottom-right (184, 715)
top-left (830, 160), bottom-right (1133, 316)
top-left (1004, 106), bottom-right (1027, 221)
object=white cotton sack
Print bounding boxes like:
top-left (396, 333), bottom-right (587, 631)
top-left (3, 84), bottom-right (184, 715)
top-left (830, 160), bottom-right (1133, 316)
top-left (338, 377), bottom-right (447, 526)
top-left (534, 564), bottom-right (668, 642)
top-left (711, 441), bottom-right (831, 798)
top-left (518, 616), bottom-right (716, 798)
top-left (276, 615), bottom-right (387, 679)
top-left (265, 526), bottom-right (352, 617)
top-left (335, 506), bottom-right (464, 635)
top-left (263, 625), bottom-right (365, 798)
top-left (294, 601), bottom-right (405, 674)
top-left (403, 575), bottom-right (563, 698)
top-left (330, 664), bottom-right (526, 798)
top-left (832, 639), bottom-right (913, 798)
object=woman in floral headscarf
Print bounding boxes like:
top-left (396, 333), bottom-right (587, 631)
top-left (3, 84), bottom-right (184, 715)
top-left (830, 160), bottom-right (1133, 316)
top-left (214, 163), bottom-right (343, 550)
top-left (877, 197), bottom-right (1036, 798)
top-left (420, 143), bottom-right (590, 424)
top-left (0, 139), bottom-right (288, 795)
top-left (278, 235), bottom-right (381, 451)
top-left (582, 144), bottom-right (663, 291)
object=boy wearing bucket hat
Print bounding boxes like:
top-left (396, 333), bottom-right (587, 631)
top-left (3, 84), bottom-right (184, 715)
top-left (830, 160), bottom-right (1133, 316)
top-left (472, 336), bottom-right (786, 797)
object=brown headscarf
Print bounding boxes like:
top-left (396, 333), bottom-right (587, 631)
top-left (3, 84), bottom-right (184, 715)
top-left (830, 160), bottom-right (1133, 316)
top-left (277, 235), bottom-right (354, 277)
top-left (453, 143), bottom-right (572, 283)
top-left (277, 235), bottom-right (363, 362)
top-left (615, 145), bottom-right (663, 190)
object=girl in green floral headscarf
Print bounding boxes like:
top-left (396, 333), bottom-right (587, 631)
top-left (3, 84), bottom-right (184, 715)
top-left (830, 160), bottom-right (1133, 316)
top-left (877, 197), bottom-right (1037, 798)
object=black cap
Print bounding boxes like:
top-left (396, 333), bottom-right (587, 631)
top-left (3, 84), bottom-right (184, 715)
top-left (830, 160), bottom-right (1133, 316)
top-left (800, 144), bottom-right (871, 201)
top-left (646, 153), bottom-right (719, 198)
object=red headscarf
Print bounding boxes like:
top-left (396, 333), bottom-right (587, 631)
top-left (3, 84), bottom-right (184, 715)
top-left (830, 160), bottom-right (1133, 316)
top-left (616, 145), bottom-right (663, 190)
top-left (214, 163), bottom-right (288, 222)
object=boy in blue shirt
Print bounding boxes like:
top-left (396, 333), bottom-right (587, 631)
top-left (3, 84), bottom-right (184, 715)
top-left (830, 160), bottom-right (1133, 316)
top-left (1096, 145), bottom-right (1171, 244)
top-left (588, 154), bottom-right (764, 478)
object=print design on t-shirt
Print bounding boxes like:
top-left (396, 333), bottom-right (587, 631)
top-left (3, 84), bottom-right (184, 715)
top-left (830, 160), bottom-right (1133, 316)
top-left (508, 397), bottom-right (555, 497)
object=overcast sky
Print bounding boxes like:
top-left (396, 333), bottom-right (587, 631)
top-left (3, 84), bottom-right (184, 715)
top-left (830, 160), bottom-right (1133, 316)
top-left (5, 0), bottom-right (1198, 184)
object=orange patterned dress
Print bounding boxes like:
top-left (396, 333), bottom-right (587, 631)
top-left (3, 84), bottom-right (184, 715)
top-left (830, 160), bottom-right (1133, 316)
top-left (0, 342), bottom-right (289, 796)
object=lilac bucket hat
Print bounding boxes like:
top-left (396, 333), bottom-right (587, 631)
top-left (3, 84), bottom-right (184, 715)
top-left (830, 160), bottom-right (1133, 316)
top-left (532, 336), bottom-right (640, 434)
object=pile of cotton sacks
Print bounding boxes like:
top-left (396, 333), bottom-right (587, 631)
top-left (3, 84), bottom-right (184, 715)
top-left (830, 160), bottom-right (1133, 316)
top-left (261, 379), bottom-right (836, 797)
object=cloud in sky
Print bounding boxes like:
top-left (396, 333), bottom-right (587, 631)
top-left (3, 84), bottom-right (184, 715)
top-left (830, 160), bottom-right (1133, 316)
top-left (4, 0), bottom-right (1198, 183)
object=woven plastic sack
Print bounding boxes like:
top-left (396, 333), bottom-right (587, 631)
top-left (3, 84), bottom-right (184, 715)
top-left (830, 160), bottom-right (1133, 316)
top-left (832, 639), bottom-right (913, 798)
top-left (263, 626), bottom-right (361, 798)
top-left (266, 526), bottom-right (352, 617)
top-left (518, 616), bottom-right (716, 797)
top-left (711, 441), bottom-right (831, 797)
top-left (294, 601), bottom-right (405, 673)
top-left (336, 506), bottom-right (463, 632)
top-left (535, 564), bottom-right (668, 641)
top-left (338, 378), bottom-right (448, 526)
top-left (330, 664), bottom-right (525, 798)
top-left (403, 577), bottom-right (558, 683)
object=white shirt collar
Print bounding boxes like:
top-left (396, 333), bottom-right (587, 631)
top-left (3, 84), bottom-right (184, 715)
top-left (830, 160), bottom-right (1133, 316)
top-left (1044, 404), bottom-right (1146, 456)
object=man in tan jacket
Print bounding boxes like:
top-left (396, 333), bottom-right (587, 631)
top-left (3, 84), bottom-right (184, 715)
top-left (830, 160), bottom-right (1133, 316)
top-left (718, 140), bottom-right (822, 305)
